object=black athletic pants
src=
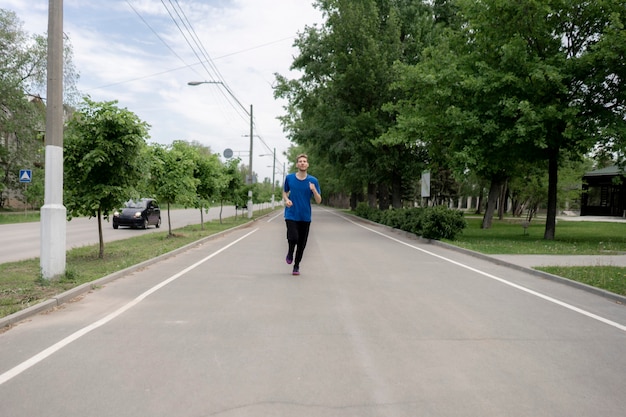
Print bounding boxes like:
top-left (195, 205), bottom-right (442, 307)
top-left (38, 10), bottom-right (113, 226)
top-left (285, 220), bottom-right (311, 267)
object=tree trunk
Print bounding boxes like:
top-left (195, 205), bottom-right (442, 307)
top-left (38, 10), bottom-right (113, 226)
top-left (482, 177), bottom-right (505, 229)
top-left (475, 186), bottom-right (484, 215)
top-left (391, 173), bottom-right (402, 209)
top-left (367, 183), bottom-right (377, 208)
top-left (97, 207), bottom-right (104, 259)
top-left (378, 182), bottom-right (390, 210)
top-left (200, 206), bottom-right (204, 230)
top-left (167, 202), bottom-right (173, 236)
top-left (350, 190), bottom-right (364, 210)
top-left (497, 178), bottom-right (508, 220)
top-left (544, 150), bottom-right (559, 240)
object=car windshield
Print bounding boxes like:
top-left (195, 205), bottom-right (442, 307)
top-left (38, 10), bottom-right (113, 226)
top-left (125, 200), bottom-right (147, 209)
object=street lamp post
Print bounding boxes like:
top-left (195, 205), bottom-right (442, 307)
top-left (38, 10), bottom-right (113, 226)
top-left (260, 148), bottom-right (276, 208)
top-left (271, 147), bottom-right (276, 194)
top-left (188, 81), bottom-right (253, 218)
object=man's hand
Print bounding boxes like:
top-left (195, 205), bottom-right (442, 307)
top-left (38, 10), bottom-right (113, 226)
top-left (309, 182), bottom-right (322, 204)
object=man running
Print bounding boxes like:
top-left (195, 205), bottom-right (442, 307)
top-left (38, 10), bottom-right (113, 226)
top-left (282, 153), bottom-right (322, 276)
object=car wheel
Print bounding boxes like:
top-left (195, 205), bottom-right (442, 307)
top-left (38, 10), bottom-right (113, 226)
top-left (113, 223), bottom-right (119, 229)
top-left (156, 217), bottom-right (161, 228)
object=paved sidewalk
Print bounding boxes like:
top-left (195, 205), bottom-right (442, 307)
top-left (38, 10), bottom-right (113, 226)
top-left (489, 215), bottom-right (626, 268)
top-left (490, 254), bottom-right (626, 268)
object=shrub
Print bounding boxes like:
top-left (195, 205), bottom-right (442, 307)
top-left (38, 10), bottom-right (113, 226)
top-left (354, 202), bottom-right (381, 222)
top-left (379, 209), bottom-right (407, 229)
top-left (354, 202), bottom-right (371, 218)
top-left (421, 205), bottom-right (467, 240)
top-left (353, 204), bottom-right (466, 240)
top-left (402, 207), bottom-right (424, 235)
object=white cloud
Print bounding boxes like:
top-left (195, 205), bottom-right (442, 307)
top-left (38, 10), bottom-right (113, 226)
top-left (0, 0), bottom-right (323, 182)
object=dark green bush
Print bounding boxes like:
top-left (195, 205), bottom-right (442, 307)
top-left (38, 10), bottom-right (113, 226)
top-left (402, 207), bottom-right (424, 235)
top-left (353, 204), bottom-right (466, 240)
top-left (421, 205), bottom-right (467, 240)
top-left (379, 209), bottom-right (407, 229)
top-left (354, 202), bottom-right (370, 218)
top-left (354, 202), bottom-right (381, 222)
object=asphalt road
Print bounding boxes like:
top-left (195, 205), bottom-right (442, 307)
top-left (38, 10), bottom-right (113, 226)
top-left (0, 207), bottom-right (625, 416)
top-left (0, 205), bottom-right (249, 264)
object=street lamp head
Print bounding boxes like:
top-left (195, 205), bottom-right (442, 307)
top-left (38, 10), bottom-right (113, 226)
top-left (187, 80), bottom-right (254, 192)
top-left (188, 81), bottom-right (223, 86)
top-left (188, 80), bottom-right (249, 116)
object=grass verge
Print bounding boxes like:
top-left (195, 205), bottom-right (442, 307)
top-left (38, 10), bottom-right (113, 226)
top-left (0, 211), bottom-right (40, 224)
top-left (536, 266), bottom-right (626, 296)
top-left (445, 217), bottom-right (626, 296)
top-left (0, 209), bottom-right (274, 318)
top-left (449, 217), bottom-right (626, 255)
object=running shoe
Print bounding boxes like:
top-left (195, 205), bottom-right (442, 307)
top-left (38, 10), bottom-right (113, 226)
top-left (292, 266), bottom-right (300, 276)
top-left (286, 253), bottom-right (293, 264)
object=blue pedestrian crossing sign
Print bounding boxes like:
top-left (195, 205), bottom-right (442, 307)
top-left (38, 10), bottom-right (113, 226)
top-left (19, 169), bottom-right (32, 183)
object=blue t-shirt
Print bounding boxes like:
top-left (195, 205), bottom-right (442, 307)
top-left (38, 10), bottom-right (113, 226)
top-left (283, 173), bottom-right (321, 222)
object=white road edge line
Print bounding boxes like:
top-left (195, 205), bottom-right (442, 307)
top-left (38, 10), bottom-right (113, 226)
top-left (267, 211), bottom-right (283, 223)
top-left (336, 211), bottom-right (626, 333)
top-left (0, 228), bottom-right (259, 386)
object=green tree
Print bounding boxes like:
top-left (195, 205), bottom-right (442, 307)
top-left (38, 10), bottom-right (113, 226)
top-left (64, 98), bottom-right (150, 258)
top-left (558, 157), bottom-right (595, 212)
top-left (1, 8), bottom-right (79, 207)
top-left (149, 141), bottom-right (199, 236)
top-left (215, 158), bottom-right (244, 222)
top-left (275, 0), bottom-right (435, 209)
top-left (392, 0), bottom-right (626, 238)
top-left (188, 141), bottom-right (225, 229)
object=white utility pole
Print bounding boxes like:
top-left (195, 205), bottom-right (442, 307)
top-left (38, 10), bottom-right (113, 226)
top-left (40, 0), bottom-right (66, 279)
top-left (247, 104), bottom-right (253, 218)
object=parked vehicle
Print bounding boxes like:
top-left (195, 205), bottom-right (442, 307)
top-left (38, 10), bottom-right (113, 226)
top-left (112, 198), bottom-right (161, 229)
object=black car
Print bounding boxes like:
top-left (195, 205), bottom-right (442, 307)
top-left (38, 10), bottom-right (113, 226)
top-left (112, 198), bottom-right (161, 229)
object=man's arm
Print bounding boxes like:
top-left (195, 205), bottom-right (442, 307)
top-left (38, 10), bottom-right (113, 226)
top-left (310, 182), bottom-right (322, 204)
top-left (283, 190), bottom-right (293, 207)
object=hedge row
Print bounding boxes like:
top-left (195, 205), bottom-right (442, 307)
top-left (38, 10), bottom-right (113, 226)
top-left (353, 203), bottom-right (467, 240)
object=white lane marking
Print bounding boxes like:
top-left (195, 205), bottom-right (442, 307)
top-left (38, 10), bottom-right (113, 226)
top-left (267, 211), bottom-right (283, 223)
top-left (336, 212), bottom-right (626, 333)
top-left (0, 229), bottom-right (259, 386)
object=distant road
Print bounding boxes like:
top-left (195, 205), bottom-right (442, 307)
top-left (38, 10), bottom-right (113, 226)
top-left (0, 205), bottom-right (262, 264)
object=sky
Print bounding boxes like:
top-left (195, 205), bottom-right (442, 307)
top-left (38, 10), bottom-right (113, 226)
top-left (1, 0), bottom-right (324, 184)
